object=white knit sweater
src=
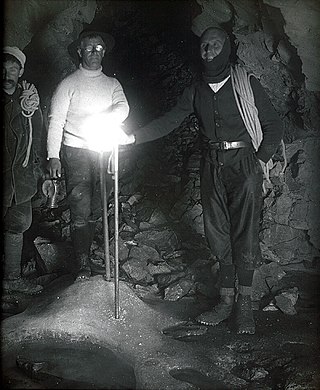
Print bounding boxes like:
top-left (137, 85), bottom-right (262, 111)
top-left (47, 65), bottom-right (130, 158)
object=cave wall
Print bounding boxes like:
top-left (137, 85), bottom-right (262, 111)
top-left (4, 0), bottom-right (97, 48)
top-left (3, 0), bottom-right (320, 269)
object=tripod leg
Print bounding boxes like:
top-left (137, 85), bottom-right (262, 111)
top-left (114, 145), bottom-right (120, 319)
top-left (99, 152), bottom-right (111, 282)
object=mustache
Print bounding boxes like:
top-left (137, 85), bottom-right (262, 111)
top-left (3, 79), bottom-right (15, 84)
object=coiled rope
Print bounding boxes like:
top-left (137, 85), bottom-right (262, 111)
top-left (20, 80), bottom-right (40, 167)
top-left (230, 64), bottom-right (287, 193)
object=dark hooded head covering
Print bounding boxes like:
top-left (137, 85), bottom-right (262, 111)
top-left (201, 27), bottom-right (231, 83)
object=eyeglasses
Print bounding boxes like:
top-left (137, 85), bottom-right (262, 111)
top-left (83, 44), bottom-right (105, 53)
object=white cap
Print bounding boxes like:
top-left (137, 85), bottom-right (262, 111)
top-left (3, 46), bottom-right (26, 69)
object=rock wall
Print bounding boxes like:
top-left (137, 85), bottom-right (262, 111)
top-left (264, 0), bottom-right (320, 92)
top-left (4, 0), bottom-right (97, 98)
top-left (4, 0), bottom-right (97, 50)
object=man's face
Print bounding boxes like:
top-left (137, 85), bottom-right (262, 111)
top-left (3, 60), bottom-right (23, 95)
top-left (200, 29), bottom-right (226, 62)
top-left (78, 36), bottom-right (106, 70)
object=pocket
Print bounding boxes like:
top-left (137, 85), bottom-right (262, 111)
top-left (62, 145), bottom-right (83, 164)
top-left (241, 153), bottom-right (262, 177)
top-left (64, 145), bottom-right (77, 160)
top-left (253, 153), bottom-right (264, 174)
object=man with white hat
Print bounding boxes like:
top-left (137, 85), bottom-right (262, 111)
top-left (3, 46), bottom-right (44, 295)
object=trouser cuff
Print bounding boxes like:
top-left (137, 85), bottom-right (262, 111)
top-left (238, 285), bottom-right (252, 296)
top-left (220, 287), bottom-right (235, 296)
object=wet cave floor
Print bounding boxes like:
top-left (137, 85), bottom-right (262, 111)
top-left (1, 268), bottom-right (320, 390)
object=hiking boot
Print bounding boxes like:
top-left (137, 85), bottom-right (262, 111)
top-left (196, 287), bottom-right (235, 326)
top-left (74, 254), bottom-right (91, 283)
top-left (235, 285), bottom-right (255, 335)
top-left (2, 278), bottom-right (43, 295)
top-left (71, 224), bottom-right (93, 283)
top-left (74, 267), bottom-right (91, 283)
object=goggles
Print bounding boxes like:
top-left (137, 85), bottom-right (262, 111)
top-left (83, 44), bottom-right (105, 53)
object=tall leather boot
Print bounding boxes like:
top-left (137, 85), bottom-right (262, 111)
top-left (235, 285), bottom-right (255, 334)
top-left (196, 287), bottom-right (235, 326)
top-left (3, 232), bottom-right (43, 295)
top-left (71, 224), bottom-right (92, 282)
top-left (87, 221), bottom-right (96, 256)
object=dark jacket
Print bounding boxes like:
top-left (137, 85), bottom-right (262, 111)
top-left (3, 83), bottom-right (44, 207)
top-left (135, 75), bottom-right (283, 166)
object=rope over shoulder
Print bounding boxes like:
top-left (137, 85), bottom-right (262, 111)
top-left (19, 81), bottom-right (40, 167)
top-left (230, 64), bottom-right (287, 192)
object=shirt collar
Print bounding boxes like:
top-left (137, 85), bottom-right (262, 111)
top-left (79, 64), bottom-right (103, 77)
top-left (209, 75), bottom-right (230, 92)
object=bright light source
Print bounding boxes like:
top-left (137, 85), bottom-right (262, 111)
top-left (81, 112), bottom-right (128, 152)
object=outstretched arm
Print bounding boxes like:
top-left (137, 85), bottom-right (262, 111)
top-left (134, 85), bottom-right (195, 145)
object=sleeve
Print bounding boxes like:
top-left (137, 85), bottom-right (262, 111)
top-left (251, 77), bottom-right (284, 163)
top-left (134, 85), bottom-right (195, 145)
top-left (108, 78), bottom-right (130, 123)
top-left (47, 80), bottom-right (71, 159)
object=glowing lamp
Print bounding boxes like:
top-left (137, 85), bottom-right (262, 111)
top-left (82, 112), bottom-right (129, 152)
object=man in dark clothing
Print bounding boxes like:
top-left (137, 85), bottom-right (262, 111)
top-left (131, 27), bottom-right (283, 334)
top-left (3, 46), bottom-right (44, 295)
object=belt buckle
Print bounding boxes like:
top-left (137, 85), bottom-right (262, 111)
top-left (221, 141), bottom-right (230, 150)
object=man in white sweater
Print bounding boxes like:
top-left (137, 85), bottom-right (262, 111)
top-left (47, 29), bottom-right (134, 282)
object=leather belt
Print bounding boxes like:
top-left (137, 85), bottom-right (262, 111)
top-left (206, 141), bottom-right (250, 150)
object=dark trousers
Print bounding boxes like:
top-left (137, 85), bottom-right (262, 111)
top-left (62, 146), bottom-right (113, 263)
top-left (3, 200), bottom-right (32, 279)
top-left (3, 200), bottom-right (32, 234)
top-left (200, 153), bottom-right (263, 271)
